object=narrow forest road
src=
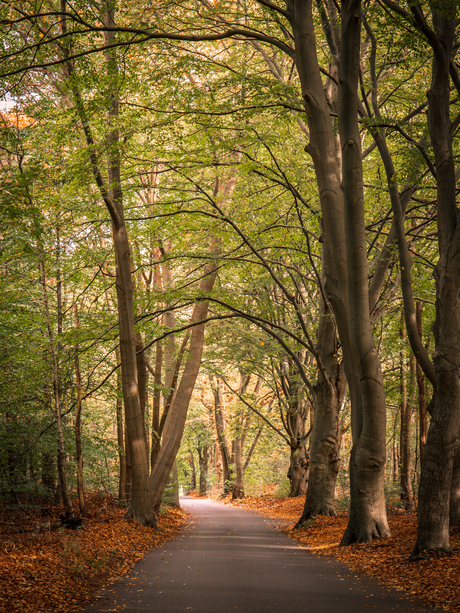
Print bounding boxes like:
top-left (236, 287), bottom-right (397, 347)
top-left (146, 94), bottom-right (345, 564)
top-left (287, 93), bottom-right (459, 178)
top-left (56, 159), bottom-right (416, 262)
top-left (81, 497), bottom-right (437, 613)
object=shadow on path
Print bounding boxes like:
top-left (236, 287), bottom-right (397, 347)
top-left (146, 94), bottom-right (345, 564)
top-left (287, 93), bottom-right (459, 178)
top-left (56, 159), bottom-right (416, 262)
top-left (80, 496), bottom-right (438, 612)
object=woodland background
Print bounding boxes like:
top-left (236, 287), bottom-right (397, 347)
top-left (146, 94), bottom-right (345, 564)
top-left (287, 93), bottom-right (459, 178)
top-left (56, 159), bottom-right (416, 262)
top-left (0, 0), bottom-right (458, 586)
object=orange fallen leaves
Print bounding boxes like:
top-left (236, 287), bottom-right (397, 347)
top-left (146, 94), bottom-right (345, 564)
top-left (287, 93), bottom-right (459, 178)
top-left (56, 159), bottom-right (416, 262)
top-left (230, 495), bottom-right (460, 612)
top-left (0, 493), bottom-right (186, 613)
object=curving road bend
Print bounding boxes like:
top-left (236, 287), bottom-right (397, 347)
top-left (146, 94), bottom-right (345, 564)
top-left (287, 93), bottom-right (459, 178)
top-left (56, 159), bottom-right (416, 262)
top-left (81, 497), bottom-right (438, 613)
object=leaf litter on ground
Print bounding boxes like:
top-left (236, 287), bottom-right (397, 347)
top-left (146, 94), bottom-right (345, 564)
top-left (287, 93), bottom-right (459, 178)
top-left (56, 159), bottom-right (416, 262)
top-left (228, 495), bottom-right (460, 612)
top-left (0, 492), bottom-right (186, 613)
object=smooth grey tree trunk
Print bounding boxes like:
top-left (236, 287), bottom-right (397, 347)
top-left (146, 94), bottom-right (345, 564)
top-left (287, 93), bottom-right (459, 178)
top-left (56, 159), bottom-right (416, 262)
top-left (286, 0), bottom-right (390, 543)
top-left (409, 3), bottom-right (460, 556)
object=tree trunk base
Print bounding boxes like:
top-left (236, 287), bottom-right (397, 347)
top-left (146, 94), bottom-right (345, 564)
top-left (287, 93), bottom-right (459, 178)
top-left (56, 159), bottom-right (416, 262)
top-left (295, 502), bottom-right (337, 528)
top-left (340, 513), bottom-right (390, 545)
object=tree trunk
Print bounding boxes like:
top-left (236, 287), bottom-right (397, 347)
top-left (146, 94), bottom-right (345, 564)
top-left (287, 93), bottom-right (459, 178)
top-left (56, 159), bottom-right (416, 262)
top-left (198, 446), bottom-right (209, 496)
top-left (416, 301), bottom-right (428, 463)
top-left (73, 304), bottom-right (86, 517)
top-left (38, 254), bottom-right (74, 520)
top-left (410, 4), bottom-right (460, 557)
top-left (188, 450), bottom-right (197, 493)
top-left (400, 326), bottom-right (413, 508)
top-left (288, 440), bottom-right (309, 498)
top-left (150, 340), bottom-right (162, 470)
top-left (116, 363), bottom-right (127, 502)
top-left (338, 1), bottom-right (389, 544)
top-left (59, 4), bottom-right (155, 525)
top-left (298, 299), bottom-right (346, 519)
top-left (149, 261), bottom-right (218, 511)
top-left (103, 13), bottom-right (155, 526)
top-left (288, 0), bottom-right (389, 542)
top-left (232, 437), bottom-right (245, 500)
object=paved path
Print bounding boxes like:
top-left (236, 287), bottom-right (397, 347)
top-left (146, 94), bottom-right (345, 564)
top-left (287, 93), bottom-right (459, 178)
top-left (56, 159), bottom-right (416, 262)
top-left (81, 497), bottom-right (437, 613)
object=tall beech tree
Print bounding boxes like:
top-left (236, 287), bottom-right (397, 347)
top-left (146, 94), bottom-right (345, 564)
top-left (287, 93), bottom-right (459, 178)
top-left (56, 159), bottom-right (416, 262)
top-left (2, 0), bottom-right (456, 552)
top-left (378, 0), bottom-right (460, 556)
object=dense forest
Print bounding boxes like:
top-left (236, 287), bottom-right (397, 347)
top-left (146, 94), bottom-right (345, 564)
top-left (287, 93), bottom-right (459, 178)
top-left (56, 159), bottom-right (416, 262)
top-left (0, 0), bottom-right (459, 561)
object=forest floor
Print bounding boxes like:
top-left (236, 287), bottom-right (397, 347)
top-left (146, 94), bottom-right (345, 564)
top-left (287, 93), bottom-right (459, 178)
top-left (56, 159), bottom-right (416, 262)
top-left (227, 495), bottom-right (459, 612)
top-left (2, 492), bottom-right (458, 613)
top-left (0, 493), bottom-right (186, 613)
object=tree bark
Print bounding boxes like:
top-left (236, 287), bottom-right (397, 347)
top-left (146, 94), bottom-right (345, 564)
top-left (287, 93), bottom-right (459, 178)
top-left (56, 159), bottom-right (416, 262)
top-left (415, 301), bottom-right (428, 460)
top-left (212, 377), bottom-right (233, 493)
top-left (116, 360), bottom-right (127, 502)
top-left (73, 304), bottom-right (86, 517)
top-left (399, 326), bottom-right (413, 508)
top-left (59, 3), bottom-right (155, 525)
top-left (198, 445), bottom-right (209, 496)
top-left (410, 3), bottom-right (460, 557)
top-left (39, 254), bottom-right (74, 519)
top-left (149, 261), bottom-right (218, 511)
top-left (188, 451), bottom-right (197, 493)
top-left (337, 1), bottom-right (389, 544)
top-left (287, 0), bottom-right (389, 542)
top-left (298, 301), bottom-right (345, 521)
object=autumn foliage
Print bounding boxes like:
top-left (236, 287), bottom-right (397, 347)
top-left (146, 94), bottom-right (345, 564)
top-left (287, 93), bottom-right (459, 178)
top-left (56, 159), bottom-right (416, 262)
top-left (229, 495), bottom-right (460, 612)
top-left (0, 493), bottom-right (186, 613)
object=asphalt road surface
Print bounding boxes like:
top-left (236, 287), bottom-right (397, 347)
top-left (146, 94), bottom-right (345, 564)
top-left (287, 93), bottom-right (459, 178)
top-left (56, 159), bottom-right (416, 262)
top-left (81, 497), bottom-right (438, 613)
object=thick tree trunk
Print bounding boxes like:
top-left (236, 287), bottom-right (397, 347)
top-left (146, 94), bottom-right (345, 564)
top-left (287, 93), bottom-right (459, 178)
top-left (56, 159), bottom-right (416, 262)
top-left (450, 453), bottom-right (460, 526)
top-left (287, 0), bottom-right (389, 542)
top-left (298, 299), bottom-right (346, 519)
top-left (288, 439), bottom-right (309, 498)
top-left (298, 380), bottom-right (341, 520)
top-left (411, 4), bottom-right (460, 557)
top-left (338, 1), bottom-right (389, 544)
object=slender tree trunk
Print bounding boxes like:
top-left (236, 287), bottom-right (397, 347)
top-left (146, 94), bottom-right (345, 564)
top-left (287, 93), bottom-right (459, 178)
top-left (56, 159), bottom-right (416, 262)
top-left (188, 451), bottom-right (197, 493)
top-left (288, 0), bottom-right (389, 542)
top-left (198, 446), bottom-right (209, 496)
top-left (416, 301), bottom-right (428, 463)
top-left (58, 3), bottom-right (155, 525)
top-left (73, 304), bottom-right (86, 517)
top-left (212, 377), bottom-right (233, 493)
top-left (38, 255), bottom-right (74, 519)
top-left (149, 261), bottom-right (218, 511)
top-left (232, 437), bottom-right (245, 500)
top-left (103, 12), bottom-right (155, 526)
top-left (151, 341), bottom-right (162, 469)
top-left (124, 424), bottom-right (132, 501)
top-left (399, 327), bottom-right (413, 508)
top-left (116, 357), bottom-right (127, 501)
